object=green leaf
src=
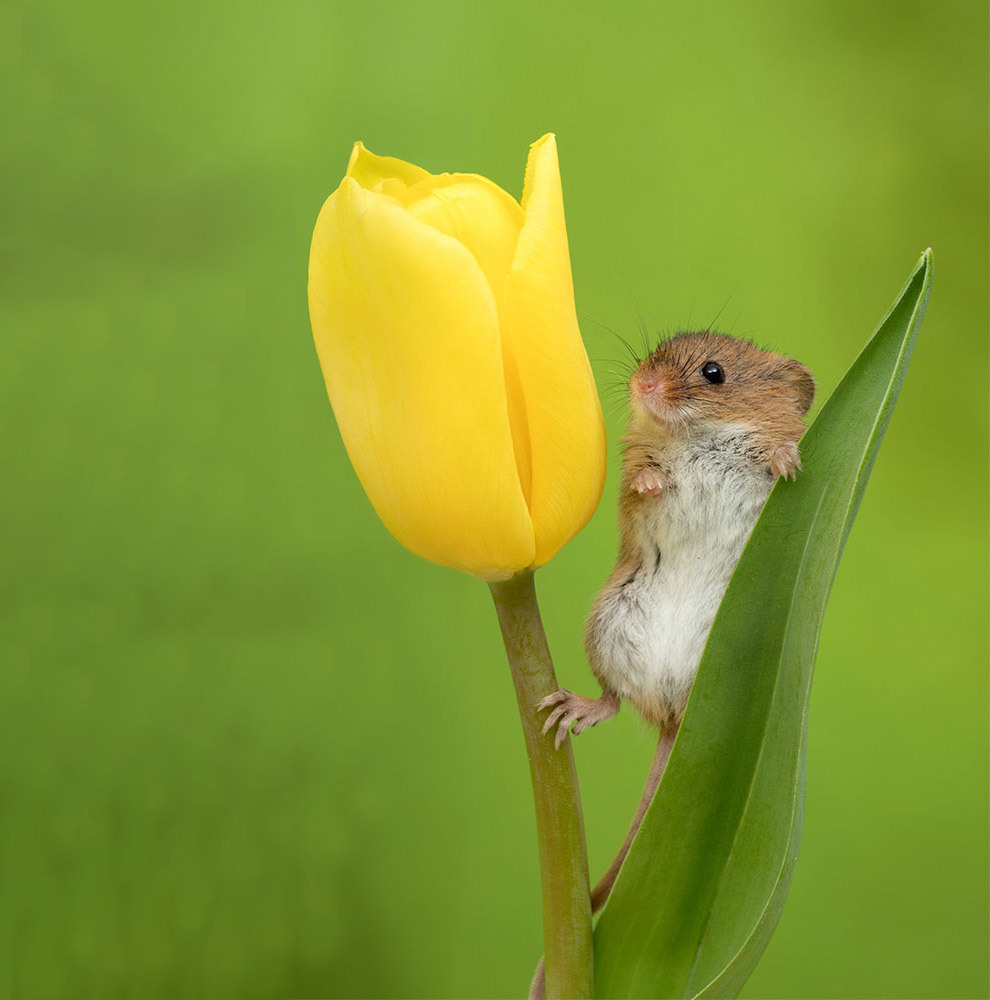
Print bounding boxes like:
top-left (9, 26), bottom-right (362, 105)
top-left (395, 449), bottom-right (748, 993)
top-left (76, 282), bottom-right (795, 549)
top-left (592, 250), bottom-right (933, 999)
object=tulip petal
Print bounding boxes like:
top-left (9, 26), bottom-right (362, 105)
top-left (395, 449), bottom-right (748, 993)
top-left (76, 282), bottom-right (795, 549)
top-left (346, 141), bottom-right (430, 198)
top-left (401, 175), bottom-right (532, 504)
top-left (499, 134), bottom-right (607, 566)
top-left (308, 177), bottom-right (536, 579)
top-left (403, 174), bottom-right (523, 302)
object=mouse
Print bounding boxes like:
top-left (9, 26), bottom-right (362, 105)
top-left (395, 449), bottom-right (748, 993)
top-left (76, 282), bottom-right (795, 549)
top-left (538, 330), bottom-right (815, 917)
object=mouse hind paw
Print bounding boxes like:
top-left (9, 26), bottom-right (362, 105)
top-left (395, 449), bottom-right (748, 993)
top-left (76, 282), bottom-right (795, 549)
top-left (537, 689), bottom-right (620, 749)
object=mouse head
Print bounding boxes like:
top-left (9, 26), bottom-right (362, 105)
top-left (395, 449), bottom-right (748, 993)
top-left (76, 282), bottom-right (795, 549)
top-left (631, 331), bottom-right (815, 438)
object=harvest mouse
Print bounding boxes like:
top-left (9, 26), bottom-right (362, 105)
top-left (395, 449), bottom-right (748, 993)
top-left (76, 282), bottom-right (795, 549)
top-left (540, 330), bottom-right (815, 916)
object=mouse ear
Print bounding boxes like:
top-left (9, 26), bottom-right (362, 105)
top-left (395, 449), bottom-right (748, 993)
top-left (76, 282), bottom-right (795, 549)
top-left (781, 360), bottom-right (816, 415)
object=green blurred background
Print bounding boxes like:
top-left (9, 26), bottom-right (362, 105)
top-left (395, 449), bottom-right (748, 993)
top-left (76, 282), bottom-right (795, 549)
top-left (2, 0), bottom-right (987, 996)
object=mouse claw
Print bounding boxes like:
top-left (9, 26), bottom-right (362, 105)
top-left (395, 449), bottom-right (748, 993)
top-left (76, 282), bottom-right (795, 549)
top-left (541, 702), bottom-right (571, 736)
top-left (770, 442), bottom-right (802, 480)
top-left (632, 467), bottom-right (664, 496)
top-left (554, 711), bottom-right (582, 749)
top-left (536, 689), bottom-right (571, 712)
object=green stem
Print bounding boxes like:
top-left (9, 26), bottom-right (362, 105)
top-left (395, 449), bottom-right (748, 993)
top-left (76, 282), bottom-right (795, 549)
top-left (489, 570), bottom-right (594, 999)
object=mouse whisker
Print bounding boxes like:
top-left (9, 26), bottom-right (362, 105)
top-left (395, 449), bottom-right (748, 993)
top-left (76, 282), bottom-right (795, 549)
top-left (631, 298), bottom-right (652, 358)
top-left (705, 289), bottom-right (737, 332)
top-left (679, 340), bottom-right (708, 377)
top-left (603, 399), bottom-right (630, 422)
top-left (582, 315), bottom-right (643, 367)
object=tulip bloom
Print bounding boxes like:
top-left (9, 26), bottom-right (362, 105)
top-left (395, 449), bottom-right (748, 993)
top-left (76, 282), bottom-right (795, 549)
top-left (308, 134), bottom-right (606, 580)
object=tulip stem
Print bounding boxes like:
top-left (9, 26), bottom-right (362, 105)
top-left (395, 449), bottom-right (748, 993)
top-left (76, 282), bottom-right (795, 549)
top-left (488, 570), bottom-right (594, 999)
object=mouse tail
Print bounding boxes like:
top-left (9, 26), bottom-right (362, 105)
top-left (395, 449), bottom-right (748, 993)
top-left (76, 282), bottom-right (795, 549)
top-left (590, 722), bottom-right (679, 914)
top-left (528, 957), bottom-right (545, 1000)
top-left (528, 723), bottom-right (679, 999)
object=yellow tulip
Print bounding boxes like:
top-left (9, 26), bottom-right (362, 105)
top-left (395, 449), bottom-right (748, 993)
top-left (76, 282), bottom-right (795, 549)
top-left (307, 134), bottom-right (606, 581)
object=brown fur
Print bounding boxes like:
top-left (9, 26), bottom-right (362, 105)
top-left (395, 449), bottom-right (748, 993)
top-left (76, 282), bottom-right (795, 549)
top-left (631, 331), bottom-right (813, 449)
top-left (618, 331), bottom-right (815, 542)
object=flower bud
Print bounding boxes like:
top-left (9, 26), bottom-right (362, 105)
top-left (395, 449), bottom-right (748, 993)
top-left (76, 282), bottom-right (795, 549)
top-left (308, 134), bottom-right (606, 580)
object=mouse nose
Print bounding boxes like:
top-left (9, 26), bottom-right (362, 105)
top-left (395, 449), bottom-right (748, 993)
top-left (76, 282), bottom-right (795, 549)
top-left (634, 372), bottom-right (664, 398)
top-left (633, 370), bottom-right (673, 413)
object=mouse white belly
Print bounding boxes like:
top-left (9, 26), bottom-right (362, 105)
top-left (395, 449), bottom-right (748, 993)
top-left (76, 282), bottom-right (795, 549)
top-left (585, 425), bottom-right (773, 729)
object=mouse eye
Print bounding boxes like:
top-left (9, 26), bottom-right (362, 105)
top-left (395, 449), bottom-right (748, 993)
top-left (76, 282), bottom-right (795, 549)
top-left (700, 361), bottom-right (725, 384)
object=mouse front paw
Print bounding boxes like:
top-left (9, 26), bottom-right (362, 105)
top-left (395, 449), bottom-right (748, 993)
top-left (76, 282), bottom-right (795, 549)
top-left (770, 442), bottom-right (802, 480)
top-left (537, 689), bottom-right (620, 749)
top-left (631, 467), bottom-right (664, 496)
